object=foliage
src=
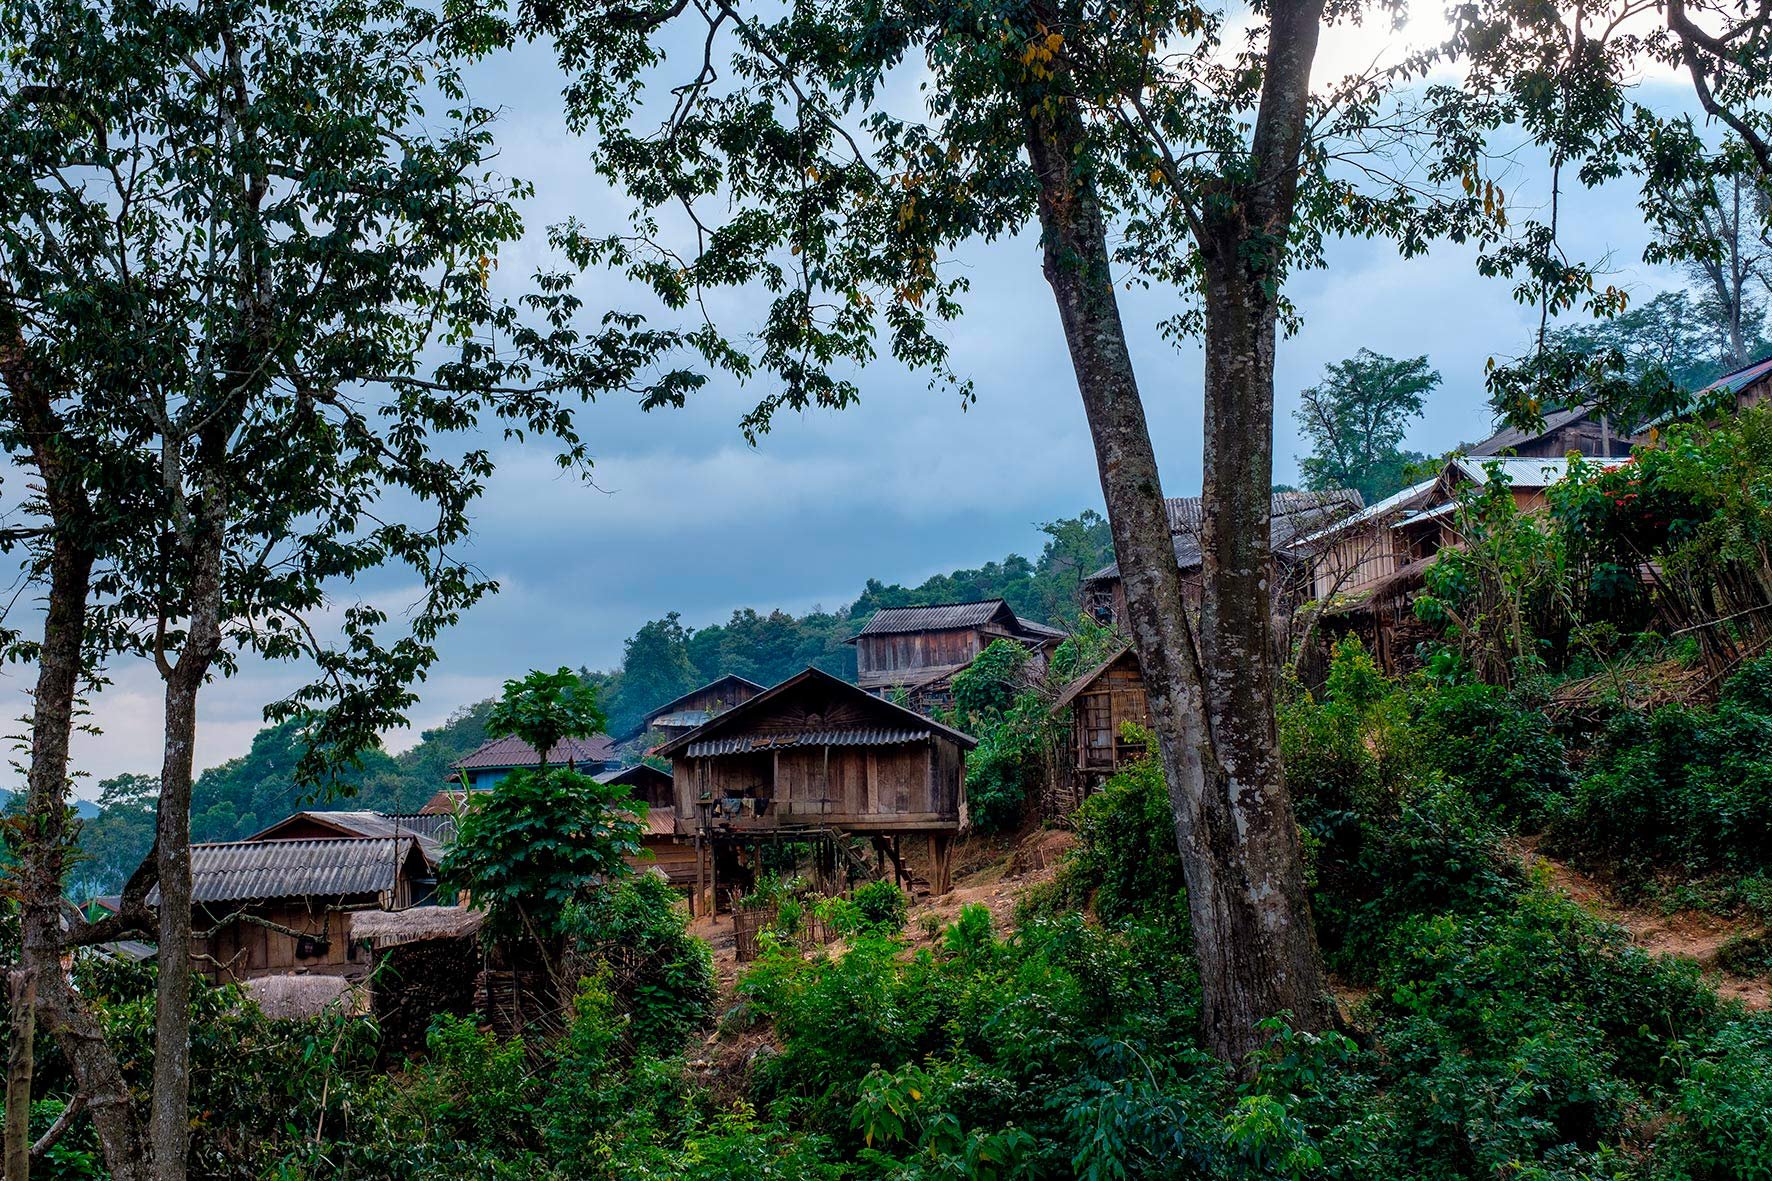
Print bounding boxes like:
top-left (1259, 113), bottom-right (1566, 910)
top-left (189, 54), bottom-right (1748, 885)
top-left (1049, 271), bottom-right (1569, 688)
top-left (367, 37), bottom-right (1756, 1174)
top-left (949, 641), bottom-right (1033, 727)
top-left (567, 873), bottom-right (716, 1054)
top-left (1294, 349), bottom-right (1441, 504)
top-left (1660, 1018), bottom-right (1772, 1180)
top-left (1035, 739), bottom-right (1188, 928)
top-left (1552, 655), bottom-right (1772, 878)
top-left (850, 881), bottom-right (908, 937)
top-left (440, 767), bottom-right (642, 948)
top-left (67, 774), bottom-right (158, 897)
top-left (487, 667), bottom-right (608, 768)
top-left (1416, 468), bottom-right (1572, 685)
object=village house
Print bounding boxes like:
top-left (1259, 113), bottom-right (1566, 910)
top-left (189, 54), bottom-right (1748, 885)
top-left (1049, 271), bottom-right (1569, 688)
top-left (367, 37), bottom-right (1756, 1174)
top-left (659, 666), bottom-right (977, 907)
top-left (597, 763), bottom-right (697, 887)
top-left (151, 836), bottom-right (436, 985)
top-left (1079, 490), bottom-right (1363, 629)
top-left (1463, 400), bottom-right (1643, 459)
top-left (846, 599), bottom-right (1067, 710)
top-left (633, 674), bottom-right (766, 743)
top-left (246, 808), bottom-right (454, 852)
top-left (449, 732), bottom-right (618, 792)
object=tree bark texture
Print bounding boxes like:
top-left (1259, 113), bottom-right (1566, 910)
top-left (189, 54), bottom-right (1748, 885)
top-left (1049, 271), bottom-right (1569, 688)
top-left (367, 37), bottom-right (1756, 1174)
top-left (5, 970), bottom-right (34, 1181)
top-left (1020, 0), bottom-right (1332, 1065)
top-left (2, 318), bottom-right (153, 1181)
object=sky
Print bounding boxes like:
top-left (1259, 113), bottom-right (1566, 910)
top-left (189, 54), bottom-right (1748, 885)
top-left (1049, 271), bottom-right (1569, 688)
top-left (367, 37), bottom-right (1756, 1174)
top-left (16, 16), bottom-right (1717, 795)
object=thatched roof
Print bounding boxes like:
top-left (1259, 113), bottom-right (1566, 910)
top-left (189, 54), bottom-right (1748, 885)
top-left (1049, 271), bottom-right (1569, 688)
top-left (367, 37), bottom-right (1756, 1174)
top-left (349, 905), bottom-right (484, 949)
top-left (244, 974), bottom-right (363, 1020)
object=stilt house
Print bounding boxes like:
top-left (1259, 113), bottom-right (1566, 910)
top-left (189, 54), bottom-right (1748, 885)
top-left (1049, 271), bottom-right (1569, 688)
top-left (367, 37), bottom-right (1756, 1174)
top-left (847, 599), bottom-right (1066, 710)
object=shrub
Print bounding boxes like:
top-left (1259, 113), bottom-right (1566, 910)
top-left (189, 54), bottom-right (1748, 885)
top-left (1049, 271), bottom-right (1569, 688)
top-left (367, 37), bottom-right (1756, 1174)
top-left (569, 872), bottom-right (716, 1054)
top-left (851, 879), bottom-right (908, 936)
top-left (1036, 740), bottom-right (1188, 928)
top-left (1660, 1018), bottom-right (1772, 1181)
top-left (1412, 680), bottom-right (1572, 829)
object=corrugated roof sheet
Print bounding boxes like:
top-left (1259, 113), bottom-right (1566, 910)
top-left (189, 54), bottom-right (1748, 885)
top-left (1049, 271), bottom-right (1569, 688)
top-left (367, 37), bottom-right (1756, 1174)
top-left (685, 727), bottom-right (931, 758)
top-left (640, 675), bottom-right (766, 727)
top-left (453, 733), bottom-right (616, 771)
top-left (150, 837), bottom-right (422, 906)
top-left (648, 710), bottom-right (712, 729)
top-left (1449, 456), bottom-right (1571, 488)
top-left (1467, 403), bottom-right (1597, 456)
top-left (1086, 490), bottom-right (1362, 582)
top-left (250, 809), bottom-right (451, 850)
top-left (854, 599), bottom-right (1013, 636)
top-left (1702, 353), bottom-right (1772, 398)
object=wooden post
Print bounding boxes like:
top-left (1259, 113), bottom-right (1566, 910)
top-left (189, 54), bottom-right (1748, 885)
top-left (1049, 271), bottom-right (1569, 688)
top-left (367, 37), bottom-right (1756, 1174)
top-left (5, 967), bottom-right (36, 1181)
top-left (932, 834), bottom-right (954, 897)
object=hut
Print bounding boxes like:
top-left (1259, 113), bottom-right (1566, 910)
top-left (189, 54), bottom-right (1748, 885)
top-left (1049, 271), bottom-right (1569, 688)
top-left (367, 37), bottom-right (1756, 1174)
top-left (245, 809), bottom-right (453, 854)
top-left (450, 733), bottom-right (617, 791)
top-left (1080, 490), bottom-right (1362, 629)
top-left (350, 906), bottom-right (485, 1057)
top-left (152, 836), bottom-right (436, 984)
top-left (659, 667), bottom-right (977, 907)
top-left (596, 764), bottom-right (696, 887)
top-left (634, 675), bottom-right (766, 742)
top-left (847, 599), bottom-right (1067, 710)
top-left (1464, 401), bottom-right (1642, 459)
top-left (1047, 647), bottom-right (1151, 811)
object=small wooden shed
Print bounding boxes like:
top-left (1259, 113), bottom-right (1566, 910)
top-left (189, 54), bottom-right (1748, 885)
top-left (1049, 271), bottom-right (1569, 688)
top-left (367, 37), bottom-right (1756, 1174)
top-left (659, 667), bottom-right (977, 905)
top-left (152, 836), bottom-right (436, 984)
top-left (1048, 647), bottom-right (1152, 811)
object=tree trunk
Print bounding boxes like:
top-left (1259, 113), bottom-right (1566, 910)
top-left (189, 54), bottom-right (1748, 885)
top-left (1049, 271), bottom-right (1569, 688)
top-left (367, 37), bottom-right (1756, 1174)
top-left (150, 506), bottom-right (226, 1181)
top-left (1020, 0), bottom-right (1332, 1066)
top-left (5, 970), bottom-right (33, 1181)
top-left (2, 319), bottom-right (152, 1181)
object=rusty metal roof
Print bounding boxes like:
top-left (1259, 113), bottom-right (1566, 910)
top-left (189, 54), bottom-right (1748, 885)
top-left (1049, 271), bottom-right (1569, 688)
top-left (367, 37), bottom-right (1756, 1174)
top-left (1084, 490), bottom-right (1362, 583)
top-left (452, 733), bottom-right (616, 772)
top-left (685, 727), bottom-right (932, 758)
top-left (150, 837), bottom-right (425, 906)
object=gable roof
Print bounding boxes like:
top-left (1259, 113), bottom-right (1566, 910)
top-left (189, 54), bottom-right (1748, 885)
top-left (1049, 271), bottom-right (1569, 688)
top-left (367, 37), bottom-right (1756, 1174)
top-left (150, 837), bottom-right (426, 907)
top-left (655, 666), bottom-right (978, 758)
top-left (640, 674), bottom-right (767, 728)
top-left (452, 733), bottom-right (616, 773)
top-left (245, 810), bottom-right (451, 855)
top-left (1085, 490), bottom-right (1363, 583)
top-left (596, 762), bottom-right (674, 790)
top-left (847, 599), bottom-right (1069, 646)
top-left (1466, 403), bottom-right (1606, 456)
top-left (1049, 646), bottom-right (1137, 714)
top-left (1446, 455), bottom-right (1571, 490)
top-left (1702, 352), bottom-right (1772, 399)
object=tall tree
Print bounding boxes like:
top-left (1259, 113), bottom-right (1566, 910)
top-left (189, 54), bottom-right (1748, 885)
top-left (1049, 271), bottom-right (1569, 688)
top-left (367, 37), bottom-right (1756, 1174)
top-left (541, 0), bottom-right (1768, 1062)
top-left (0, 0), bottom-right (691, 1174)
top-left (1665, 166), bottom-right (1772, 370)
top-left (1295, 350), bottom-right (1439, 503)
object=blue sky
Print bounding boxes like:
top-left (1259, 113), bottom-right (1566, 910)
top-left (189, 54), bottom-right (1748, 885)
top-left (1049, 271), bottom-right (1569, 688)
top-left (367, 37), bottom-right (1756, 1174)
top-left (42, 31), bottom-right (1710, 792)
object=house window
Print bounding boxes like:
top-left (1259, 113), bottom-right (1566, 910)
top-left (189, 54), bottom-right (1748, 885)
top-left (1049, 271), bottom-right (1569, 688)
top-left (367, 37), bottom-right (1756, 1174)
top-left (1082, 694), bottom-right (1113, 767)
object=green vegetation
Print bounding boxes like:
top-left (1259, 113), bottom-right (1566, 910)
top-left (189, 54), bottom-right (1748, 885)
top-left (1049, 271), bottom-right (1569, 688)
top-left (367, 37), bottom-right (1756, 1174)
top-left (1294, 350), bottom-right (1441, 504)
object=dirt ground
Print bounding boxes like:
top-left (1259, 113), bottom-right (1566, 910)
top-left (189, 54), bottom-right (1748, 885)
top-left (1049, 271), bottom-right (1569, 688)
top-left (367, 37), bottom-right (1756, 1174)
top-left (1511, 837), bottom-right (1771, 1010)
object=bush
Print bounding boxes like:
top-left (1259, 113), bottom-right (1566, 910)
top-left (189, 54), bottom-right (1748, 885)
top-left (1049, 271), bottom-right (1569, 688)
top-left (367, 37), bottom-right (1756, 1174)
top-left (1659, 1018), bottom-right (1772, 1181)
top-left (1554, 656), bottom-right (1772, 876)
top-left (569, 872), bottom-right (716, 1054)
top-left (1033, 739), bottom-right (1189, 929)
top-left (851, 879), bottom-right (908, 936)
top-left (1413, 680), bottom-right (1571, 829)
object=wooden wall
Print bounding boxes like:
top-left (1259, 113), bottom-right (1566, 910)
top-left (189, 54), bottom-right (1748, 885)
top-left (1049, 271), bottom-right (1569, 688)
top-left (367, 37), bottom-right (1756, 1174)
top-left (856, 628), bottom-right (983, 683)
top-left (194, 897), bottom-right (373, 984)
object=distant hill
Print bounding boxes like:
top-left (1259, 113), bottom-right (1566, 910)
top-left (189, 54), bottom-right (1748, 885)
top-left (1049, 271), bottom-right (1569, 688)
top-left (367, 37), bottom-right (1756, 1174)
top-left (0, 788), bottom-right (98, 819)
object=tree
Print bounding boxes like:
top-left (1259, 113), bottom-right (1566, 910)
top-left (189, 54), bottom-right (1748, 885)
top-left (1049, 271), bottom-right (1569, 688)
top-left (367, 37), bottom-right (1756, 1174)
top-left (1661, 165), bottom-right (1772, 371)
top-left (0, 0), bottom-right (690, 1175)
top-left (440, 669), bottom-right (640, 987)
top-left (539, 0), bottom-right (1772, 1064)
top-left (605, 613), bottom-right (701, 737)
top-left (1295, 351), bottom-right (1440, 503)
top-left (70, 776), bottom-right (160, 900)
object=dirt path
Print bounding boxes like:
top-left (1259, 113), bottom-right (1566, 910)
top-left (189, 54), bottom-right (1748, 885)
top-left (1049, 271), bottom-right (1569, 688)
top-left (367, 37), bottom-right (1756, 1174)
top-left (1511, 838), bottom-right (1771, 1011)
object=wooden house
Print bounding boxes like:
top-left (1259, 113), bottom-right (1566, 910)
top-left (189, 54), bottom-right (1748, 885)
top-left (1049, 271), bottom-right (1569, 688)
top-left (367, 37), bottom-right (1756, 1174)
top-left (658, 667), bottom-right (977, 906)
top-left (596, 763), bottom-right (696, 887)
top-left (846, 599), bottom-right (1067, 710)
top-left (636, 675), bottom-right (765, 742)
top-left (1464, 401), bottom-right (1642, 459)
top-left (1311, 456), bottom-right (1574, 672)
top-left (1081, 490), bottom-right (1363, 628)
top-left (1048, 647), bottom-right (1151, 810)
top-left (450, 733), bottom-right (617, 791)
top-left (246, 809), bottom-right (453, 855)
top-left (151, 836), bottom-right (436, 984)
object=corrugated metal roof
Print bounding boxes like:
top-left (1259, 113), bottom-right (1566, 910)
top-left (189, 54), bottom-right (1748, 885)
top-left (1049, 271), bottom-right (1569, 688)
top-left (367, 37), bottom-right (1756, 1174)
top-left (648, 710), bottom-right (712, 729)
top-left (452, 733), bottom-right (616, 771)
top-left (1702, 353), bottom-right (1772, 397)
top-left (685, 727), bottom-right (931, 758)
top-left (150, 837), bottom-right (423, 906)
top-left (639, 675), bottom-right (766, 727)
top-left (853, 599), bottom-right (1013, 636)
top-left (656, 667), bottom-right (980, 756)
top-left (1085, 490), bottom-right (1362, 582)
top-left (1449, 456), bottom-right (1570, 488)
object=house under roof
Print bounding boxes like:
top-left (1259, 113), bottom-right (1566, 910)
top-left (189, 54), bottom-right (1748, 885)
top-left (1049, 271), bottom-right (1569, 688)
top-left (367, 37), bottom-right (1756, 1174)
top-left (1084, 489), bottom-right (1363, 584)
top-left (246, 810), bottom-right (452, 857)
top-left (150, 836), bottom-right (430, 907)
top-left (452, 733), bottom-right (617, 773)
top-left (638, 674), bottom-right (767, 734)
top-left (849, 599), bottom-right (1066, 641)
